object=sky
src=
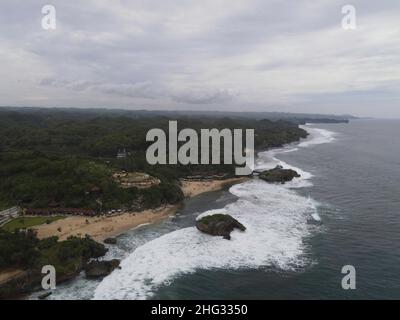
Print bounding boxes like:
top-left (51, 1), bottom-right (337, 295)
top-left (0, 0), bottom-right (399, 117)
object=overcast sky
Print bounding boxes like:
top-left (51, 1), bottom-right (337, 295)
top-left (1, 1), bottom-right (399, 117)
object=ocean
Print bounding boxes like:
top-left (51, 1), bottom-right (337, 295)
top-left (39, 119), bottom-right (400, 300)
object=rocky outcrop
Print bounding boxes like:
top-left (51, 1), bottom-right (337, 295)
top-left (84, 259), bottom-right (121, 278)
top-left (38, 291), bottom-right (52, 300)
top-left (0, 236), bottom-right (109, 299)
top-left (258, 165), bottom-right (300, 184)
top-left (103, 237), bottom-right (117, 245)
top-left (112, 171), bottom-right (160, 189)
top-left (196, 214), bottom-right (246, 240)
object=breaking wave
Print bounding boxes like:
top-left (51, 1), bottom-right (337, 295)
top-left (93, 126), bottom-right (336, 300)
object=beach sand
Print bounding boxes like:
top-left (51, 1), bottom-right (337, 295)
top-left (180, 177), bottom-right (248, 198)
top-left (34, 177), bottom-right (248, 242)
top-left (0, 177), bottom-right (248, 287)
top-left (34, 205), bottom-right (179, 242)
top-left (0, 269), bottom-right (25, 285)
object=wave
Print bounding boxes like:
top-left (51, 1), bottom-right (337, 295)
top-left (93, 125), bottom-right (336, 300)
top-left (298, 125), bottom-right (336, 148)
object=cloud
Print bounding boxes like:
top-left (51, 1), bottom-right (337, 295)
top-left (172, 89), bottom-right (237, 104)
top-left (40, 77), bottom-right (236, 105)
top-left (1, 0), bottom-right (400, 116)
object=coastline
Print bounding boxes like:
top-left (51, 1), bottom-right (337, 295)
top-left (0, 176), bottom-right (250, 299)
top-left (34, 205), bottom-right (180, 242)
top-left (180, 177), bottom-right (249, 198)
top-left (93, 124), bottom-right (332, 300)
top-left (5, 127), bottom-right (320, 299)
top-left (33, 177), bottom-right (248, 243)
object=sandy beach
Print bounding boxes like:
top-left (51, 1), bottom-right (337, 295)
top-left (0, 177), bottom-right (248, 289)
top-left (34, 205), bottom-right (179, 242)
top-left (34, 177), bottom-right (247, 242)
top-left (180, 177), bottom-right (248, 198)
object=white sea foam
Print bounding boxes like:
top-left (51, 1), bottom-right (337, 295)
top-left (298, 125), bottom-right (336, 147)
top-left (93, 125), bottom-right (336, 300)
top-left (94, 180), bottom-right (315, 300)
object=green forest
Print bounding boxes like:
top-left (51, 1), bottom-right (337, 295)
top-left (0, 108), bottom-right (308, 211)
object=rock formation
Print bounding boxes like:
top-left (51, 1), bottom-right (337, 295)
top-left (196, 214), bottom-right (246, 240)
top-left (258, 165), bottom-right (300, 184)
top-left (84, 259), bottom-right (121, 278)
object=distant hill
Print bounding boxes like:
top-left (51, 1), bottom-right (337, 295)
top-left (0, 106), bottom-right (355, 123)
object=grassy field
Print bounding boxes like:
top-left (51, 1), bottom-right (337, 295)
top-left (2, 216), bottom-right (65, 232)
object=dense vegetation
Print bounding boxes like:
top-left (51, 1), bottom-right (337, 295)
top-left (0, 229), bottom-right (106, 271)
top-left (0, 108), bottom-right (308, 211)
top-left (0, 229), bottom-right (107, 298)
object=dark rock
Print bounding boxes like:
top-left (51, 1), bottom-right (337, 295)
top-left (103, 237), bottom-right (117, 245)
top-left (84, 259), bottom-right (121, 279)
top-left (196, 214), bottom-right (246, 240)
top-left (258, 165), bottom-right (300, 184)
top-left (38, 291), bottom-right (52, 300)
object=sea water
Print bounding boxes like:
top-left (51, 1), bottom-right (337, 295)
top-left (42, 120), bottom-right (400, 299)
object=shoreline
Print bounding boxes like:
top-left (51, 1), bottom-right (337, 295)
top-left (180, 176), bottom-right (249, 198)
top-left (33, 177), bottom-right (248, 243)
top-left (0, 176), bottom-right (250, 298)
top-left (1, 133), bottom-right (315, 298)
top-left (34, 204), bottom-right (180, 242)
top-left (93, 125), bottom-right (332, 300)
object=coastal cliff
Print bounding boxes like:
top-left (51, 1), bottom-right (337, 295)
top-left (0, 232), bottom-right (107, 299)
